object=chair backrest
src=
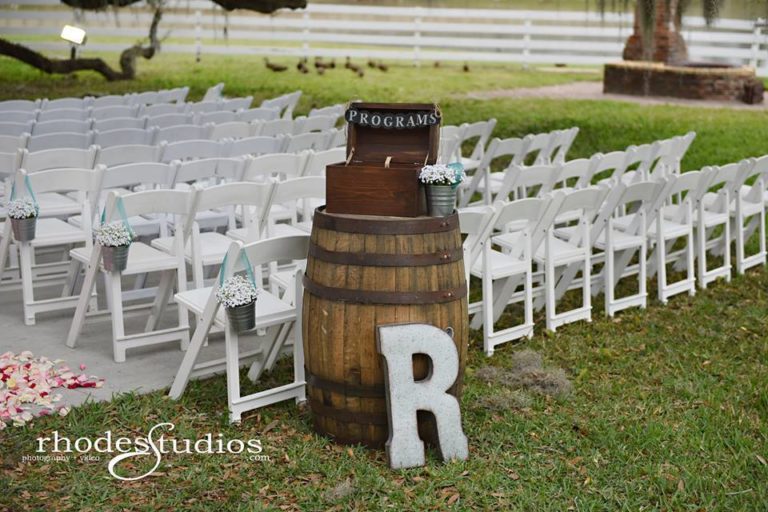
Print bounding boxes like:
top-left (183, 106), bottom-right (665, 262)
top-left (283, 131), bottom-right (330, 153)
top-left (104, 188), bottom-right (197, 222)
top-left (211, 121), bottom-right (253, 140)
top-left (302, 147), bottom-right (345, 176)
top-left (523, 131), bottom-right (558, 165)
top-left (261, 91), bottom-right (301, 119)
top-left (439, 135), bottom-right (461, 164)
top-left (459, 119), bottom-right (496, 163)
top-left (0, 149), bottom-right (23, 182)
top-left (257, 119), bottom-right (295, 137)
top-left (622, 143), bottom-right (656, 182)
top-left (90, 94), bottom-right (129, 108)
top-left (92, 116), bottom-right (147, 131)
top-left (162, 139), bottom-right (223, 163)
top-left (270, 176), bottom-right (325, 205)
top-left (187, 101), bottom-right (220, 115)
top-left (220, 96), bottom-right (253, 112)
top-left (227, 135), bottom-right (284, 158)
top-left (550, 187), bottom-right (608, 235)
top-left (309, 104), bottom-right (345, 118)
top-left (27, 131), bottom-right (95, 151)
top-left (0, 121), bottom-right (34, 137)
top-left (150, 114), bottom-right (195, 130)
top-left (663, 170), bottom-right (714, 224)
top-left (551, 127), bottom-right (579, 164)
top-left (198, 111), bottom-right (239, 126)
top-left (0, 134), bottom-right (27, 154)
top-left (157, 124), bottom-right (212, 144)
top-left (578, 150), bottom-right (627, 187)
top-left (243, 152), bottom-right (307, 182)
top-left (159, 86), bottom-right (190, 104)
top-left (20, 146), bottom-right (98, 172)
top-left (458, 205), bottom-right (496, 280)
top-left (143, 103), bottom-right (185, 117)
top-left (707, 160), bottom-right (753, 211)
top-left (202, 82), bottom-right (225, 103)
top-left (132, 91), bottom-right (163, 106)
top-left (0, 99), bottom-right (40, 112)
top-left (32, 119), bottom-right (92, 136)
top-left (94, 127), bottom-right (157, 148)
top-left (101, 161), bottom-right (176, 190)
top-left (172, 157), bottom-right (244, 186)
top-left (96, 143), bottom-right (163, 167)
top-left (238, 107), bottom-right (280, 123)
top-left (195, 180), bottom-right (276, 239)
top-left (41, 97), bottom-right (91, 111)
top-left (21, 166), bottom-right (103, 196)
top-left (295, 115), bottom-right (337, 134)
top-left (37, 108), bottom-right (89, 122)
top-left (496, 163), bottom-right (562, 201)
top-left (241, 234), bottom-right (310, 270)
top-left (90, 105), bottom-right (140, 120)
top-left (1, 111), bottom-right (37, 124)
top-left (326, 128), bottom-right (346, 148)
top-left (557, 155), bottom-right (599, 189)
top-left (604, 180), bottom-right (664, 237)
top-left (491, 196), bottom-right (558, 260)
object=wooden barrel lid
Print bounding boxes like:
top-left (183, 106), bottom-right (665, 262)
top-left (312, 206), bottom-right (458, 234)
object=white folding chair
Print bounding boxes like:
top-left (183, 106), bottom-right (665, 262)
top-left (1, 168), bottom-right (103, 325)
top-left (66, 188), bottom-right (199, 362)
top-left (150, 114), bottom-right (195, 130)
top-left (211, 121), bottom-right (254, 140)
top-left (198, 111), bottom-right (238, 126)
top-left (143, 103), bottom-right (186, 117)
top-left (301, 147), bottom-right (345, 177)
top-left (93, 127), bottom-right (157, 148)
top-left (0, 100), bottom-right (40, 112)
top-left (187, 101), bottom-right (220, 115)
top-left (0, 134), bottom-right (28, 154)
top-left (37, 108), bottom-right (89, 122)
top-left (459, 135), bottom-right (530, 207)
top-left (456, 119), bottom-right (496, 172)
top-left (238, 107), bottom-right (280, 123)
top-left (159, 86), bottom-right (190, 104)
top-left (471, 198), bottom-right (555, 350)
top-left (32, 119), bottom-right (92, 136)
top-left (241, 152), bottom-right (307, 185)
top-left (169, 236), bottom-right (308, 423)
top-left (157, 123), bottom-right (213, 144)
top-left (554, 155), bottom-right (602, 191)
top-left (551, 127), bottom-right (579, 164)
top-left (261, 91), bottom-right (301, 119)
top-left (90, 105), bottom-right (140, 120)
top-left (0, 122), bottom-right (34, 137)
top-left (132, 91), bottom-right (163, 106)
top-left (41, 97), bottom-right (91, 110)
top-left (308, 104), bottom-right (344, 118)
top-left (226, 136), bottom-right (284, 158)
top-left (92, 116), bottom-right (147, 132)
top-left (90, 95), bottom-right (130, 108)
top-left (0, 111), bottom-right (37, 124)
top-left (439, 135), bottom-right (462, 165)
top-left (283, 131), bottom-right (331, 153)
top-left (326, 128), bottom-right (346, 148)
top-left (27, 132), bottom-right (95, 152)
top-left (731, 156), bottom-right (767, 273)
top-left (580, 150), bottom-right (629, 188)
top-left (494, 163), bottom-right (562, 203)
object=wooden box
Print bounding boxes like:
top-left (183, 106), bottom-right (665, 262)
top-left (326, 102), bottom-right (440, 217)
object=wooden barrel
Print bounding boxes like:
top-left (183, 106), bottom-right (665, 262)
top-left (302, 207), bottom-right (468, 448)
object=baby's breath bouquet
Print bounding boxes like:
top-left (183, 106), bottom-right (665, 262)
top-left (418, 163), bottom-right (466, 188)
top-left (94, 222), bottom-right (135, 247)
top-left (216, 275), bottom-right (260, 333)
top-left (7, 198), bottom-right (38, 220)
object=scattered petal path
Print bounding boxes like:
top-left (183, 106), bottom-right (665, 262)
top-left (0, 351), bottom-right (104, 429)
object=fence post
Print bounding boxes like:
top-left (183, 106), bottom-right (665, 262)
top-left (750, 19), bottom-right (762, 69)
top-left (195, 10), bottom-right (202, 63)
top-left (414, 6), bottom-right (423, 67)
top-left (522, 19), bottom-right (532, 70)
top-left (302, 10), bottom-right (310, 59)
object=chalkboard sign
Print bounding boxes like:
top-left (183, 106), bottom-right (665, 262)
top-left (345, 107), bottom-right (441, 129)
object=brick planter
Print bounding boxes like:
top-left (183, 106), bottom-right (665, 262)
top-left (603, 61), bottom-right (764, 104)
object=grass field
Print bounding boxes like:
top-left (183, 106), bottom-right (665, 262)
top-left (1, 54), bottom-right (767, 511)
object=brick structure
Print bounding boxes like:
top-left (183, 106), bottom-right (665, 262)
top-left (604, 61), bottom-right (764, 104)
top-left (623, 0), bottom-right (688, 65)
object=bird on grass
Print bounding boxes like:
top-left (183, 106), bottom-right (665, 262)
top-left (463, 62), bottom-right (470, 72)
top-left (356, 69), bottom-right (365, 78)
top-left (297, 58), bottom-right (309, 74)
top-left (434, 61), bottom-right (441, 68)
top-left (377, 61), bottom-right (388, 72)
top-left (367, 59), bottom-right (377, 69)
top-left (265, 58), bottom-right (287, 72)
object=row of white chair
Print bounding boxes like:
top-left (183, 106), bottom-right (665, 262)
top-left (461, 155), bottom-right (768, 356)
top-left (0, 86), bottom-right (190, 113)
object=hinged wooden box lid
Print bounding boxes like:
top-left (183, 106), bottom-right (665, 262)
top-left (344, 102), bottom-right (440, 166)
top-left (325, 102), bottom-right (441, 218)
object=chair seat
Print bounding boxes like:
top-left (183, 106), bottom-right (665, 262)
top-left (152, 232), bottom-right (231, 266)
top-left (470, 249), bottom-right (528, 279)
top-left (647, 218), bottom-right (690, 239)
top-left (267, 222), bottom-right (311, 238)
top-left (175, 286), bottom-right (294, 329)
top-left (68, 214), bottom-right (161, 237)
top-left (533, 237), bottom-right (585, 265)
top-left (194, 209), bottom-right (231, 231)
top-left (8, 218), bottom-right (87, 247)
top-left (593, 229), bottom-right (644, 251)
top-left (71, 242), bottom-right (179, 275)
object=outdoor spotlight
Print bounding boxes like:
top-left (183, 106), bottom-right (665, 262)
top-left (60, 25), bottom-right (86, 59)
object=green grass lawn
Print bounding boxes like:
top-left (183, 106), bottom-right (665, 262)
top-left (1, 54), bottom-right (767, 511)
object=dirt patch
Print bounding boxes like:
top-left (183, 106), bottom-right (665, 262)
top-left (474, 349), bottom-right (573, 401)
top-left (323, 478), bottom-right (356, 503)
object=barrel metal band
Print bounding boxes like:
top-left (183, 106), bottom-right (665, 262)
top-left (303, 275), bottom-right (466, 304)
top-left (306, 370), bottom-right (386, 398)
top-left (313, 207), bottom-right (458, 234)
top-left (308, 399), bottom-right (389, 426)
top-left (308, 243), bottom-right (462, 267)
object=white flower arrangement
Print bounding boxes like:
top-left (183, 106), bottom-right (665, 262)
top-left (7, 198), bottom-right (38, 220)
top-left (216, 275), bottom-right (260, 308)
top-left (94, 222), bottom-right (135, 247)
top-left (419, 163), bottom-right (466, 186)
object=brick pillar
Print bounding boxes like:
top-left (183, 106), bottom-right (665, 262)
top-left (623, 0), bottom-right (688, 64)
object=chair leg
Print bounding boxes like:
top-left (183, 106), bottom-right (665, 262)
top-left (19, 242), bottom-right (36, 326)
top-left (524, 264), bottom-right (533, 339)
top-left (697, 222), bottom-right (707, 289)
top-left (0, 223), bottom-right (12, 284)
top-left (107, 271), bottom-right (127, 363)
top-left (224, 326), bottom-right (242, 423)
top-left (62, 259), bottom-right (80, 298)
top-left (687, 226), bottom-right (696, 296)
top-left (604, 246), bottom-right (614, 317)
top-left (482, 272), bottom-right (494, 356)
top-left (639, 238), bottom-right (647, 309)
top-left (657, 235), bottom-right (667, 304)
top-left (545, 258), bottom-right (556, 332)
top-left (735, 215), bottom-right (745, 275)
top-left (145, 270), bottom-right (174, 332)
top-left (66, 254), bottom-right (101, 349)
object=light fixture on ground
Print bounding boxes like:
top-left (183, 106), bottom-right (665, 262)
top-left (60, 25), bottom-right (87, 60)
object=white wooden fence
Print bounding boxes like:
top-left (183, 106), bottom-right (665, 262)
top-left (1, 0), bottom-right (767, 76)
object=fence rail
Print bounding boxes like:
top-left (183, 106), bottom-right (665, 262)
top-left (1, 0), bottom-right (766, 75)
